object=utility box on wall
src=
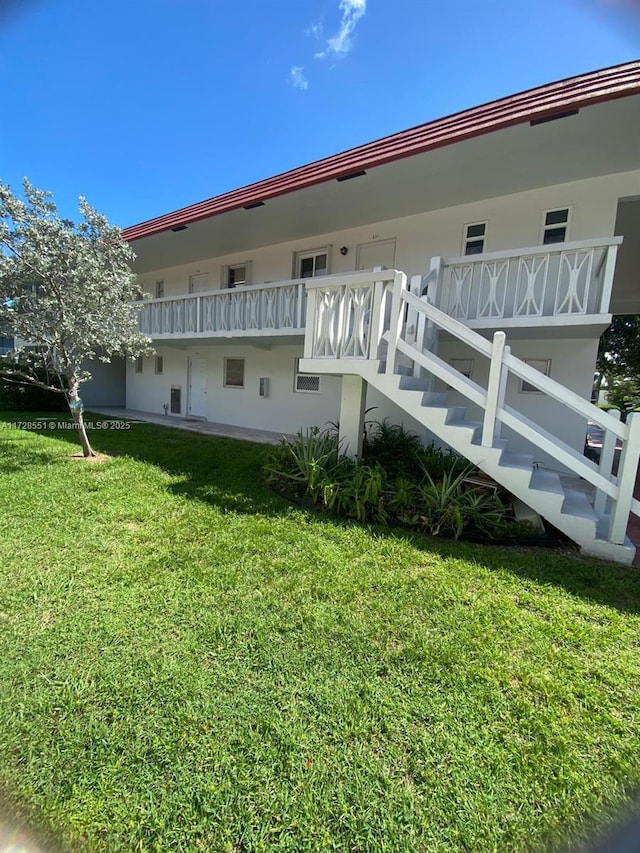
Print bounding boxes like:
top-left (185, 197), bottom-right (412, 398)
top-left (259, 378), bottom-right (270, 398)
top-left (170, 386), bottom-right (182, 414)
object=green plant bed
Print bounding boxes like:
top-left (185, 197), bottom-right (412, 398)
top-left (265, 425), bottom-right (545, 544)
top-left (270, 484), bottom-right (562, 549)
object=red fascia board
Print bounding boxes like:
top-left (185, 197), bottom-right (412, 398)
top-left (122, 61), bottom-right (640, 243)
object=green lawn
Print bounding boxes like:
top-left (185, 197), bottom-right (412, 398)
top-left (0, 412), bottom-right (639, 852)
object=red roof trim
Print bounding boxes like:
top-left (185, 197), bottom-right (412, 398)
top-left (122, 61), bottom-right (640, 243)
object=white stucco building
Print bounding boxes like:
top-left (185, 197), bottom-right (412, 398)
top-left (114, 61), bottom-right (640, 563)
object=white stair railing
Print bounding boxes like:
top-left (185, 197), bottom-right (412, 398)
top-left (386, 282), bottom-right (640, 545)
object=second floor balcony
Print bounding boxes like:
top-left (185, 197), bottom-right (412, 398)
top-left (137, 237), bottom-right (621, 343)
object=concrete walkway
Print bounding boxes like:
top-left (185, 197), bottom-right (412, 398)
top-left (89, 407), bottom-right (293, 445)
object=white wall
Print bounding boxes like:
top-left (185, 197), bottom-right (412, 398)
top-left (136, 169), bottom-right (640, 302)
top-left (126, 344), bottom-right (343, 434)
top-left (126, 169), bottom-right (636, 455)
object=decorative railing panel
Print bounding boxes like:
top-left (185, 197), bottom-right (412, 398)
top-left (435, 238), bottom-right (620, 324)
top-left (138, 280), bottom-right (306, 337)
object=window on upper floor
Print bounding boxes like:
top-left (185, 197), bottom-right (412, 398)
top-left (222, 262), bottom-right (251, 289)
top-left (295, 248), bottom-right (330, 279)
top-left (463, 222), bottom-right (486, 256)
top-left (541, 208), bottom-right (570, 245)
top-left (135, 356), bottom-right (143, 374)
top-left (155, 355), bottom-right (164, 375)
top-left (155, 280), bottom-right (165, 299)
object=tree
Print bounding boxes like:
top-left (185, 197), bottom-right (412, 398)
top-left (0, 179), bottom-right (151, 457)
top-left (596, 314), bottom-right (640, 419)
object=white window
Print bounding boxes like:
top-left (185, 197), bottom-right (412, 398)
top-left (520, 358), bottom-right (551, 393)
top-left (221, 262), bottom-right (251, 289)
top-left (155, 280), bottom-right (165, 299)
top-left (450, 358), bottom-right (474, 379)
top-left (294, 247), bottom-right (330, 279)
top-left (224, 358), bottom-right (245, 388)
top-left (541, 208), bottom-right (570, 245)
top-left (462, 222), bottom-right (486, 256)
top-left (294, 358), bottom-right (321, 393)
top-left (135, 356), bottom-right (143, 374)
top-left (155, 355), bottom-right (164, 375)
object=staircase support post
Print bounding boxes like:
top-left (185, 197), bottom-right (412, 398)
top-left (339, 374), bottom-right (368, 459)
top-left (608, 412), bottom-right (640, 544)
top-left (594, 409), bottom-right (620, 515)
top-left (482, 331), bottom-right (507, 448)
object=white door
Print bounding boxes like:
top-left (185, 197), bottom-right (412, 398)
top-left (188, 357), bottom-right (207, 418)
top-left (355, 238), bottom-right (396, 271)
top-left (190, 273), bottom-right (212, 294)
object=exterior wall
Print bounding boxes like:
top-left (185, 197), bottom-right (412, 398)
top-left (125, 169), bottom-right (639, 455)
top-left (82, 357), bottom-right (126, 407)
top-left (126, 344), bottom-right (343, 434)
top-left (135, 170), bottom-right (640, 302)
top-left (125, 336), bottom-right (596, 473)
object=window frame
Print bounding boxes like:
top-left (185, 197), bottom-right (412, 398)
top-left (540, 207), bottom-right (571, 246)
top-left (520, 358), bottom-right (552, 393)
top-left (223, 357), bottom-right (245, 389)
top-left (221, 261), bottom-right (252, 289)
top-left (293, 246), bottom-right (331, 279)
top-left (462, 222), bottom-right (487, 256)
top-left (135, 356), bottom-right (144, 374)
top-left (155, 280), bottom-right (165, 299)
top-left (155, 355), bottom-right (164, 375)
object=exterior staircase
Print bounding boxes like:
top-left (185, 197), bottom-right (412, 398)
top-left (300, 266), bottom-right (640, 566)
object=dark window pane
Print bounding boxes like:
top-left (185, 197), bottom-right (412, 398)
top-left (300, 257), bottom-right (315, 278)
top-left (545, 209), bottom-right (568, 226)
top-left (466, 223), bottom-right (485, 238)
top-left (229, 266), bottom-right (246, 287)
top-left (225, 358), bottom-right (244, 387)
top-left (465, 240), bottom-right (484, 255)
top-left (315, 254), bottom-right (328, 275)
top-left (543, 227), bottom-right (567, 245)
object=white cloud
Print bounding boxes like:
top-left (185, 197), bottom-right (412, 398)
top-left (305, 20), bottom-right (324, 39)
top-left (289, 66), bottom-right (309, 90)
top-left (316, 0), bottom-right (367, 60)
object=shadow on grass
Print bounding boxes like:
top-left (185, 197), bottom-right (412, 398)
top-left (3, 411), bottom-right (640, 615)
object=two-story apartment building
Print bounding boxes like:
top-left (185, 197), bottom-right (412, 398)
top-left (117, 61), bottom-right (640, 563)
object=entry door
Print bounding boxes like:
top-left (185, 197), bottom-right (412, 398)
top-left (355, 238), bottom-right (396, 271)
top-left (188, 357), bottom-right (207, 418)
top-left (190, 273), bottom-right (212, 294)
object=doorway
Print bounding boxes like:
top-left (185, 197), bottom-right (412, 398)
top-left (187, 357), bottom-right (207, 418)
top-left (355, 238), bottom-right (396, 271)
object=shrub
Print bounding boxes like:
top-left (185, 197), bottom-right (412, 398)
top-left (265, 424), bottom-right (532, 542)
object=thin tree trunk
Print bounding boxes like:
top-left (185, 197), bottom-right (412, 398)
top-left (68, 382), bottom-right (94, 458)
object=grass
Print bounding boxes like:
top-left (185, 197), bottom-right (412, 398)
top-left (0, 411), bottom-right (639, 852)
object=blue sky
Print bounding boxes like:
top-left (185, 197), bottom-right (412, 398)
top-left (0, 0), bottom-right (638, 228)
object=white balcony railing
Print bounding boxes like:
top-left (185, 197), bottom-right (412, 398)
top-left (431, 237), bottom-right (621, 326)
top-left (137, 238), bottom-right (621, 340)
top-left (138, 279), bottom-right (307, 338)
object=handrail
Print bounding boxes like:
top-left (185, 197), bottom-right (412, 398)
top-left (442, 236), bottom-right (622, 267)
top-left (401, 288), bottom-right (626, 441)
top-left (303, 269), bottom-right (398, 290)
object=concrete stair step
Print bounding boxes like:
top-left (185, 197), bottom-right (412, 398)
top-left (499, 451), bottom-right (534, 470)
top-left (561, 488), bottom-right (598, 522)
